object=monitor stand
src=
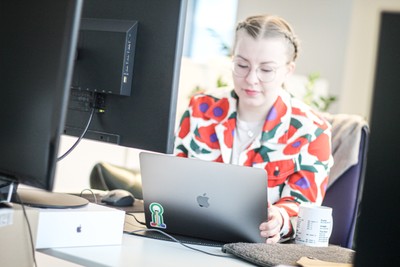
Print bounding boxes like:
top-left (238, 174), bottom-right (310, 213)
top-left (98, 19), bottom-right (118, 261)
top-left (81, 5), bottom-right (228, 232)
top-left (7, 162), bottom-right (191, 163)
top-left (13, 187), bottom-right (89, 209)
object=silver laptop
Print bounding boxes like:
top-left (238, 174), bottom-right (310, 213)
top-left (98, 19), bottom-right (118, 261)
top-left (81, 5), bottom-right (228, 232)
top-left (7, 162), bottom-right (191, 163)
top-left (139, 152), bottom-right (268, 244)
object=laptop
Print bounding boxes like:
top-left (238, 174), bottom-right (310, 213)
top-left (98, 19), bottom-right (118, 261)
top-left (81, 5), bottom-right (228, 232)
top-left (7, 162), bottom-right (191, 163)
top-left (139, 152), bottom-right (268, 244)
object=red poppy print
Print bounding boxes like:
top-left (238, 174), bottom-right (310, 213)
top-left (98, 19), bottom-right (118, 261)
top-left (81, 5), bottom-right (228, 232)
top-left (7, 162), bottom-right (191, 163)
top-left (320, 176), bottom-right (329, 198)
top-left (176, 152), bottom-right (187, 158)
top-left (266, 159), bottom-right (295, 187)
top-left (223, 117), bottom-right (236, 148)
top-left (263, 96), bottom-right (287, 131)
top-left (204, 98), bottom-right (229, 122)
top-left (278, 124), bottom-right (298, 144)
top-left (292, 107), bottom-right (306, 117)
top-left (178, 115), bottom-right (190, 139)
top-left (283, 136), bottom-right (309, 155)
top-left (195, 124), bottom-right (220, 149)
top-left (191, 96), bottom-right (215, 118)
top-left (308, 133), bottom-right (331, 161)
top-left (275, 198), bottom-right (299, 217)
top-left (213, 155), bottom-right (223, 163)
top-left (243, 150), bottom-right (265, 166)
top-left (289, 171), bottom-right (318, 202)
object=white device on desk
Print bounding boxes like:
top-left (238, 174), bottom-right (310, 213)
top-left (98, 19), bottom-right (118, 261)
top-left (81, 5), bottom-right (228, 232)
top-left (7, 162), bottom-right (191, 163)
top-left (26, 202), bottom-right (125, 249)
top-left (139, 152), bottom-right (268, 244)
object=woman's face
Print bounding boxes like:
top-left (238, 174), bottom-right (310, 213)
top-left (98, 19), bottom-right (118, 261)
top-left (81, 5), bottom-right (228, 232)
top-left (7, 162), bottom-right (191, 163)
top-left (232, 31), bottom-right (295, 110)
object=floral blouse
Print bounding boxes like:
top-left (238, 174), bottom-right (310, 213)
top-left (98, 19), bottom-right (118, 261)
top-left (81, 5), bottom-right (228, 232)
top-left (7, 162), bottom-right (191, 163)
top-left (174, 89), bottom-right (334, 238)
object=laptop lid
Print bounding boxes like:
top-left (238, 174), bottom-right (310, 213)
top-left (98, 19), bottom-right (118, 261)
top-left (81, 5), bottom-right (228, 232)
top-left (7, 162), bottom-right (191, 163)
top-left (139, 152), bottom-right (268, 244)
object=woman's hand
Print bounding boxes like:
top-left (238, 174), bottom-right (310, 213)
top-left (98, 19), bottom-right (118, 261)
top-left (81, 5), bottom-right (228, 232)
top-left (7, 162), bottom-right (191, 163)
top-left (259, 202), bottom-right (284, 244)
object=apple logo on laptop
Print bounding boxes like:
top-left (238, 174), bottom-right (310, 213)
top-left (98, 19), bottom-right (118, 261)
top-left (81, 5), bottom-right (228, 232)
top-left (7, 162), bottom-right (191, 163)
top-left (76, 225), bottom-right (82, 233)
top-left (197, 193), bottom-right (210, 208)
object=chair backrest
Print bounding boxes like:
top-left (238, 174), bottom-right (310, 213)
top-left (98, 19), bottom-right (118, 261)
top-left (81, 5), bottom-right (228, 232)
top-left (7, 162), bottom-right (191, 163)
top-left (90, 162), bottom-right (143, 199)
top-left (322, 125), bottom-right (369, 249)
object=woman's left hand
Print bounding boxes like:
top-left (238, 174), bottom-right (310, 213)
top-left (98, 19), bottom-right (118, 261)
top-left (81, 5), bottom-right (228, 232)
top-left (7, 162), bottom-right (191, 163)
top-left (259, 202), bottom-right (283, 244)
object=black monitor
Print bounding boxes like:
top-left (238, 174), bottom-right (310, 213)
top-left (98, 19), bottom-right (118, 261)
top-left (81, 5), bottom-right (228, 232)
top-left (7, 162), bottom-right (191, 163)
top-left (0, 0), bottom-right (88, 207)
top-left (354, 12), bottom-right (400, 266)
top-left (63, 0), bottom-right (188, 153)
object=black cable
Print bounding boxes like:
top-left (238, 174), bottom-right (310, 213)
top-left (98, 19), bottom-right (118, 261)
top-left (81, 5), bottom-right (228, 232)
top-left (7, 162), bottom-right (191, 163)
top-left (57, 107), bottom-right (95, 161)
top-left (125, 227), bottom-right (233, 258)
top-left (15, 193), bottom-right (38, 267)
top-left (125, 213), bottom-right (146, 226)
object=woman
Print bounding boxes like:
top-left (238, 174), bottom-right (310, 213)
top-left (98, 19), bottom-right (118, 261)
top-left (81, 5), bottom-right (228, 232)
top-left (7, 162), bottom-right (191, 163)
top-left (174, 14), bottom-right (333, 243)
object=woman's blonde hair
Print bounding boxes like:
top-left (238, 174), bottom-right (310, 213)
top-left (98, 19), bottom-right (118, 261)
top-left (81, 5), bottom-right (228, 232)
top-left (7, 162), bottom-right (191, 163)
top-left (234, 14), bottom-right (300, 62)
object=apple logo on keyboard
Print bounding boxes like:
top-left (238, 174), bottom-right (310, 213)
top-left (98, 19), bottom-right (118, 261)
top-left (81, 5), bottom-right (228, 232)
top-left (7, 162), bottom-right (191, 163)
top-left (196, 193), bottom-right (210, 208)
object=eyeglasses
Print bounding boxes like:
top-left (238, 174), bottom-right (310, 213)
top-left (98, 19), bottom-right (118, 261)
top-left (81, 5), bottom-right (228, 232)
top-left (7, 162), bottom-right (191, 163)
top-left (232, 59), bottom-right (287, 83)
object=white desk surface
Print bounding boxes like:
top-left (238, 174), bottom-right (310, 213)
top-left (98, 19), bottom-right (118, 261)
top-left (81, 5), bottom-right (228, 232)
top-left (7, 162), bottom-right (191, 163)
top-left (38, 213), bottom-right (255, 267)
top-left (40, 233), bottom-right (255, 267)
top-left (36, 251), bottom-right (84, 267)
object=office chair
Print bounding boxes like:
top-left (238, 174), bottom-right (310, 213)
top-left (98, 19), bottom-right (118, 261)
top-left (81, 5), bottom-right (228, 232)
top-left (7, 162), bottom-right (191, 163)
top-left (90, 162), bottom-right (143, 199)
top-left (322, 114), bottom-right (369, 249)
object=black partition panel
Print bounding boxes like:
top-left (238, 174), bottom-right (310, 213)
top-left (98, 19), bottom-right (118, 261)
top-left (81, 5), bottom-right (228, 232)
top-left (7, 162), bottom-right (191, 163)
top-left (354, 12), bottom-right (400, 266)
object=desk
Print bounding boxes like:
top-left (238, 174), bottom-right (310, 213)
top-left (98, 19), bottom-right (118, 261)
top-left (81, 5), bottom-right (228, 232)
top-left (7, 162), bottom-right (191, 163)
top-left (40, 233), bottom-right (254, 267)
top-left (36, 251), bottom-right (83, 267)
top-left (35, 210), bottom-right (353, 267)
top-left (38, 213), bottom-right (255, 267)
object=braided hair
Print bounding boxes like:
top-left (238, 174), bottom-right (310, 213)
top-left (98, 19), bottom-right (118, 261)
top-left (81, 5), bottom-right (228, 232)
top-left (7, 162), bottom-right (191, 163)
top-left (234, 14), bottom-right (300, 62)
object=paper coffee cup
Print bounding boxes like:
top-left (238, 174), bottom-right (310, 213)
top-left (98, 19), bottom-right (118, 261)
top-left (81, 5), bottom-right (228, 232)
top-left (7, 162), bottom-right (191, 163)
top-left (295, 204), bottom-right (333, 247)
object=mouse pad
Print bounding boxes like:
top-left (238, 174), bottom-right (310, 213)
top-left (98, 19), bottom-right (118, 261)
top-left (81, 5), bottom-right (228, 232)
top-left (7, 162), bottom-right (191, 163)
top-left (221, 242), bottom-right (355, 267)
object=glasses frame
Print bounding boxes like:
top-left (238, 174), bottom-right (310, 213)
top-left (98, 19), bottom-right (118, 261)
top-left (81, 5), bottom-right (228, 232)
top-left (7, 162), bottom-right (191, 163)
top-left (231, 59), bottom-right (289, 83)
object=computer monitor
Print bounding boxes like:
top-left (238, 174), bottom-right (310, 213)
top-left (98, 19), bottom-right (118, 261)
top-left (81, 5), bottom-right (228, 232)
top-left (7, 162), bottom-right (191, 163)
top-left (63, 0), bottom-right (188, 153)
top-left (0, 0), bottom-right (88, 207)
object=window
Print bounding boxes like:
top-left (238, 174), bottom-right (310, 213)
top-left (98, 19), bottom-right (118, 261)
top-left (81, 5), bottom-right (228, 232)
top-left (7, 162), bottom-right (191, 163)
top-left (184, 0), bottom-right (238, 62)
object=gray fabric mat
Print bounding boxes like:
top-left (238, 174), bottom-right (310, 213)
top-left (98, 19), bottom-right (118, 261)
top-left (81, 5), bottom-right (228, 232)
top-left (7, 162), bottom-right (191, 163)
top-left (222, 242), bottom-right (355, 267)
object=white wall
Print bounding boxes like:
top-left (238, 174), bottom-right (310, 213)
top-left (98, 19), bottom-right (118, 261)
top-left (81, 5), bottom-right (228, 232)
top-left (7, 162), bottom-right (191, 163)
top-left (341, 0), bottom-right (400, 119)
